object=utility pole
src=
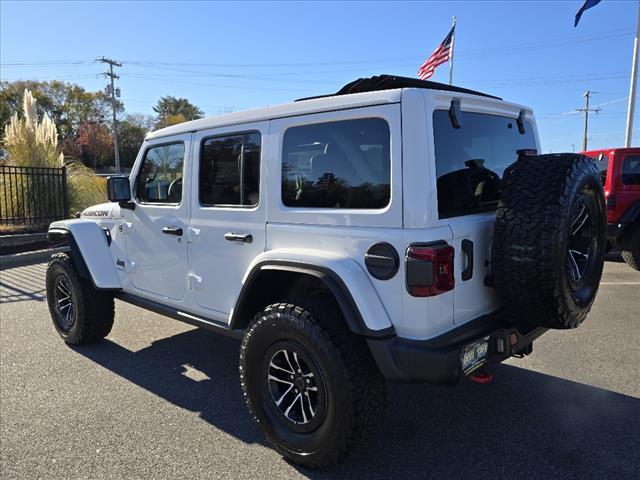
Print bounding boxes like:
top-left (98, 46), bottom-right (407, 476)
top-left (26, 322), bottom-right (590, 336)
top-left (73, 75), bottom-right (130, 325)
top-left (576, 91), bottom-right (601, 152)
top-left (97, 57), bottom-right (122, 173)
top-left (625, 1), bottom-right (639, 147)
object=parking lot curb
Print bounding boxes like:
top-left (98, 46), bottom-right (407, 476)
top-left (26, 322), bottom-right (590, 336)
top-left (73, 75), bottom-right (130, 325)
top-left (0, 247), bottom-right (69, 271)
top-left (0, 233), bottom-right (49, 249)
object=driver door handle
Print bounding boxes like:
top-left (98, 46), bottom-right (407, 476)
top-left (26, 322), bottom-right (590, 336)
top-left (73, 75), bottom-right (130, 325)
top-left (224, 232), bottom-right (253, 244)
top-left (162, 226), bottom-right (183, 237)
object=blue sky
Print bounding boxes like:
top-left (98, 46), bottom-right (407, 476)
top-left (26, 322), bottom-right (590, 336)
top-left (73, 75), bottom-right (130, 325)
top-left (1, 0), bottom-right (638, 152)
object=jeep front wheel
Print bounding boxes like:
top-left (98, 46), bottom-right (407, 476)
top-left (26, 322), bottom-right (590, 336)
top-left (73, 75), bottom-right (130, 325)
top-left (239, 300), bottom-right (386, 468)
top-left (46, 252), bottom-right (115, 344)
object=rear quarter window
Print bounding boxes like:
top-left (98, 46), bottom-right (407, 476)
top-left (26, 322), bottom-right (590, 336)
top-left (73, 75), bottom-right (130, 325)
top-left (281, 118), bottom-right (391, 209)
top-left (433, 110), bottom-right (536, 218)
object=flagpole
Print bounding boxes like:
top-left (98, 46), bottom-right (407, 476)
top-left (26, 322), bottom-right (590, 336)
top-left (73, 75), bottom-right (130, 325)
top-left (449, 16), bottom-right (456, 85)
top-left (624, 1), bottom-right (639, 147)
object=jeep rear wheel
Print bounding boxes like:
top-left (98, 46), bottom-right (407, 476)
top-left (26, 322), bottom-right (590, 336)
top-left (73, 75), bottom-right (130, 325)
top-left (620, 224), bottom-right (640, 271)
top-left (46, 253), bottom-right (115, 344)
top-left (491, 153), bottom-right (606, 329)
top-left (239, 298), bottom-right (386, 468)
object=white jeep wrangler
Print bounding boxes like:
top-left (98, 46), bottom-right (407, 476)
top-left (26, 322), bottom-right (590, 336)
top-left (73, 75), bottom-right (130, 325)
top-left (46, 75), bottom-right (606, 468)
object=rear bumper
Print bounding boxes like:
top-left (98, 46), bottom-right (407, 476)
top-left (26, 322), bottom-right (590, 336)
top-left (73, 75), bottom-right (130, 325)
top-left (367, 314), bottom-right (547, 384)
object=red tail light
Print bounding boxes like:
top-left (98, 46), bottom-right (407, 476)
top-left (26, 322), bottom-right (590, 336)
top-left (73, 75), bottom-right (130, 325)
top-left (406, 242), bottom-right (455, 297)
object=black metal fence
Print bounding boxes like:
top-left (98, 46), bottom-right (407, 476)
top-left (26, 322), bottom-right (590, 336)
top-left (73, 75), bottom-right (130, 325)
top-left (0, 165), bottom-right (68, 227)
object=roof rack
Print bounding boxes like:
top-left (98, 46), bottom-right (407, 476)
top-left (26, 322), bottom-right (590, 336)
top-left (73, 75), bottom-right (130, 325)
top-left (296, 74), bottom-right (501, 102)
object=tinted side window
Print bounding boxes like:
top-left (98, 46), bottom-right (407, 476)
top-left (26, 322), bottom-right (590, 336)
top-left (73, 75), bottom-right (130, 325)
top-left (136, 143), bottom-right (185, 204)
top-left (433, 111), bottom-right (536, 218)
top-left (622, 154), bottom-right (640, 185)
top-left (282, 118), bottom-right (390, 209)
top-left (199, 132), bottom-right (261, 206)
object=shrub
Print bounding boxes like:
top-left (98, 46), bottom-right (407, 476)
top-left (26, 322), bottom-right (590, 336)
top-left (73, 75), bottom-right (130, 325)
top-left (3, 88), bottom-right (63, 168)
top-left (65, 158), bottom-right (107, 215)
top-left (2, 89), bottom-right (107, 223)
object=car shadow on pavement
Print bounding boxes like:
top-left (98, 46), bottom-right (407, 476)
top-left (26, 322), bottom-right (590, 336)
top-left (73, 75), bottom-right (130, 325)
top-left (605, 250), bottom-right (624, 263)
top-left (73, 328), bottom-right (263, 446)
top-left (0, 264), bottom-right (47, 303)
top-left (74, 328), bottom-right (640, 480)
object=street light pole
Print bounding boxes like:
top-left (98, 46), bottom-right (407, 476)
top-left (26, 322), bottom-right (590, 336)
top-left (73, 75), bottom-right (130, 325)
top-left (624, 1), bottom-right (639, 147)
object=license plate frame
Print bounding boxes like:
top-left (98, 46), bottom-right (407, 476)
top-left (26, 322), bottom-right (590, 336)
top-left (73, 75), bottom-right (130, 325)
top-left (460, 336), bottom-right (490, 375)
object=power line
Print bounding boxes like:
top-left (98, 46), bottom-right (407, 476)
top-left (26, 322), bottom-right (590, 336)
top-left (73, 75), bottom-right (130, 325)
top-left (120, 73), bottom-right (315, 93)
top-left (0, 74), bottom-right (100, 81)
top-left (0, 60), bottom-right (95, 67)
top-left (4, 28), bottom-right (630, 71)
top-left (121, 29), bottom-right (633, 68)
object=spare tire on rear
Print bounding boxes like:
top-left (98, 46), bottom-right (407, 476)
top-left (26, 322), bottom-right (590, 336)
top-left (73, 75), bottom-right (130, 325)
top-left (491, 153), bottom-right (606, 329)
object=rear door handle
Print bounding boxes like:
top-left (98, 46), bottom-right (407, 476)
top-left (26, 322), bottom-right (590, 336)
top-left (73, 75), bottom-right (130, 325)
top-left (225, 232), bottom-right (253, 244)
top-left (461, 239), bottom-right (474, 281)
top-left (162, 226), bottom-right (183, 237)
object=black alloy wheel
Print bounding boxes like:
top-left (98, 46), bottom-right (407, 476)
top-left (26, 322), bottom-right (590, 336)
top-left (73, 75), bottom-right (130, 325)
top-left (53, 274), bottom-right (76, 332)
top-left (265, 343), bottom-right (327, 434)
top-left (566, 190), bottom-right (599, 299)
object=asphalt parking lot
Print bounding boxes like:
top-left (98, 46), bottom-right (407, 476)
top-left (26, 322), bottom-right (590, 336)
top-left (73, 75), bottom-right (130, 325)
top-left (1, 257), bottom-right (639, 479)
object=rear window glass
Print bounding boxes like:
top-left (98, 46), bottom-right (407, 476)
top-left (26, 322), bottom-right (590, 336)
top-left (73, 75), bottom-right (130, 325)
top-left (199, 132), bottom-right (260, 207)
top-left (433, 110), bottom-right (536, 218)
top-left (281, 118), bottom-right (391, 209)
top-left (623, 154), bottom-right (640, 185)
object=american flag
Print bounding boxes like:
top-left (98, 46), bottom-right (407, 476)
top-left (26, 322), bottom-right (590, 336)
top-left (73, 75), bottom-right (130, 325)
top-left (418, 26), bottom-right (455, 81)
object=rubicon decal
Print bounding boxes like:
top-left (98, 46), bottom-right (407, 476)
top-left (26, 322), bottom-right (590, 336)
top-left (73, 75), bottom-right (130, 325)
top-left (82, 209), bottom-right (110, 217)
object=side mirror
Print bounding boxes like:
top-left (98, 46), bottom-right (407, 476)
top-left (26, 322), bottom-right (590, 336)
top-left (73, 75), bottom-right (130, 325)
top-left (107, 176), bottom-right (134, 209)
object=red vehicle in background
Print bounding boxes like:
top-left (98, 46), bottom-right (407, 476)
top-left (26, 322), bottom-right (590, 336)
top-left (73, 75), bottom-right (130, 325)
top-left (583, 147), bottom-right (640, 270)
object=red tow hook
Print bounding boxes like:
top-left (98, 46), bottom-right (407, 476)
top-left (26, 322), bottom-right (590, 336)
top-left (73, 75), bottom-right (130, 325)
top-left (468, 371), bottom-right (493, 384)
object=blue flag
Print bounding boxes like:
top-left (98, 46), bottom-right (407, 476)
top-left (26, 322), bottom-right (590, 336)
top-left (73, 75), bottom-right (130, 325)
top-left (575, 0), bottom-right (602, 27)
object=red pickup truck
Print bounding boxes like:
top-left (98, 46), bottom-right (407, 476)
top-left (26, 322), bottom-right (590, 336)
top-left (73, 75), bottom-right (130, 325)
top-left (583, 147), bottom-right (640, 270)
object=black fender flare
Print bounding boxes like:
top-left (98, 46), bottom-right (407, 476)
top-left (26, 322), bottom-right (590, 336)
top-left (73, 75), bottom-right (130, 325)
top-left (230, 260), bottom-right (395, 339)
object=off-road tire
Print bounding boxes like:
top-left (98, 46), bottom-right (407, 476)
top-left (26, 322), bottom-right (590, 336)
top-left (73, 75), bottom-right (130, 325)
top-left (620, 224), bottom-right (640, 271)
top-left (492, 153), bottom-right (606, 329)
top-left (239, 293), bottom-right (386, 469)
top-left (46, 252), bottom-right (115, 344)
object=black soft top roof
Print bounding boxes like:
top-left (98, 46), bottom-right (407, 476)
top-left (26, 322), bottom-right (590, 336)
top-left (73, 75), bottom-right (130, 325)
top-left (297, 74), bottom-right (501, 102)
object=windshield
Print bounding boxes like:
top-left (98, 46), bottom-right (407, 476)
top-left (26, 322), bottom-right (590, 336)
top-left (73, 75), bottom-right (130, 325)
top-left (433, 110), bottom-right (536, 218)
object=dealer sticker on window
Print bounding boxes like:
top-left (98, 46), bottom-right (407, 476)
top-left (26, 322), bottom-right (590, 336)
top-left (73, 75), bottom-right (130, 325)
top-left (461, 336), bottom-right (490, 374)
